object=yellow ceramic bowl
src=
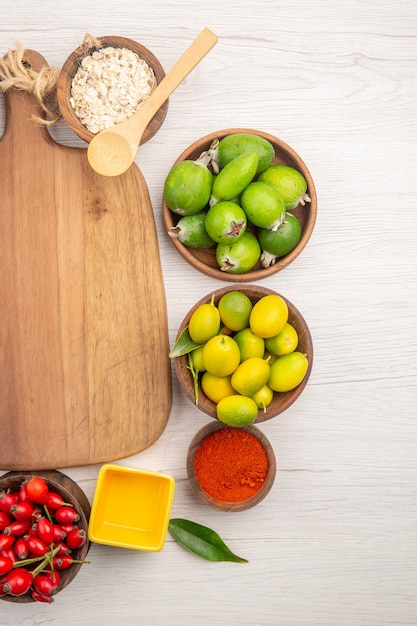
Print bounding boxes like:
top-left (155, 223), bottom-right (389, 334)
top-left (88, 464), bottom-right (175, 552)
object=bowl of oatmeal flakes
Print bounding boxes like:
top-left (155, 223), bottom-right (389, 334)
top-left (57, 35), bottom-right (168, 144)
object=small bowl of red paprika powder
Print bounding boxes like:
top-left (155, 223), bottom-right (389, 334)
top-left (187, 421), bottom-right (276, 512)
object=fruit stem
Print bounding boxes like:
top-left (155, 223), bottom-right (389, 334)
top-left (31, 549), bottom-right (58, 578)
top-left (168, 225), bottom-right (181, 239)
top-left (13, 545), bottom-right (62, 574)
top-left (43, 505), bottom-right (53, 524)
top-left (196, 138), bottom-right (219, 173)
top-left (13, 555), bottom-right (45, 568)
top-left (219, 258), bottom-right (235, 272)
top-left (270, 211), bottom-right (287, 232)
top-left (260, 250), bottom-right (278, 268)
top-left (187, 352), bottom-right (200, 406)
top-left (299, 192), bottom-right (311, 206)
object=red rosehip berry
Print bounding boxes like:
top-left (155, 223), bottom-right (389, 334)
top-left (14, 536), bottom-right (28, 560)
top-left (46, 568), bottom-right (60, 588)
top-left (52, 523), bottom-right (67, 542)
top-left (0, 554), bottom-right (14, 576)
top-left (2, 568), bottom-right (33, 596)
top-left (0, 533), bottom-right (15, 551)
top-left (31, 588), bottom-right (54, 603)
top-left (25, 535), bottom-right (48, 557)
top-left (52, 555), bottom-right (90, 570)
top-left (45, 491), bottom-right (64, 510)
top-left (0, 511), bottom-right (11, 531)
top-left (33, 571), bottom-right (59, 596)
top-left (36, 517), bottom-right (54, 545)
top-left (66, 528), bottom-right (87, 550)
top-left (4, 519), bottom-right (31, 536)
top-left (24, 477), bottom-right (49, 505)
top-left (0, 547), bottom-right (17, 562)
top-left (54, 506), bottom-right (79, 525)
top-left (18, 483), bottom-right (30, 502)
top-left (52, 555), bottom-right (73, 570)
top-left (54, 540), bottom-right (72, 556)
top-left (0, 491), bottom-right (19, 514)
top-left (58, 522), bottom-right (78, 534)
top-left (9, 500), bottom-right (34, 521)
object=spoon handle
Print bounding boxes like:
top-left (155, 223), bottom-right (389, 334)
top-left (137, 28), bottom-right (218, 132)
top-left (87, 28), bottom-right (218, 176)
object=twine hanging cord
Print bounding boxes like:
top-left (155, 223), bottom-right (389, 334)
top-left (0, 42), bottom-right (61, 126)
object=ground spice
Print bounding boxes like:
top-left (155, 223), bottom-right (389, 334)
top-left (193, 427), bottom-right (269, 502)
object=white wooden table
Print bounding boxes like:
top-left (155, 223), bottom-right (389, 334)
top-left (1, 1), bottom-right (416, 624)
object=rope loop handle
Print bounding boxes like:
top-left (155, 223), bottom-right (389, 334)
top-left (0, 41), bottom-right (61, 126)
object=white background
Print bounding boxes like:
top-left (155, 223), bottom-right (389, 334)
top-left (1, 1), bottom-right (416, 624)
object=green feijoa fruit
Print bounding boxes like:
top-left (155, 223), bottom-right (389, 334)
top-left (240, 181), bottom-right (286, 230)
top-left (168, 212), bottom-right (215, 249)
top-left (217, 133), bottom-right (275, 174)
top-left (211, 152), bottom-right (259, 204)
top-left (204, 201), bottom-right (247, 244)
top-left (164, 160), bottom-right (213, 216)
top-left (258, 165), bottom-right (310, 210)
top-left (258, 213), bottom-right (302, 267)
top-left (216, 231), bottom-right (261, 274)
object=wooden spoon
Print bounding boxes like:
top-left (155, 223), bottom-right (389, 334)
top-left (87, 28), bottom-right (218, 176)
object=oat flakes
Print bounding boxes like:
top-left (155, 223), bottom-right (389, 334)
top-left (70, 46), bottom-right (157, 134)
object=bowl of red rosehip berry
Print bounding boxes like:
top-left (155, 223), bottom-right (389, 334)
top-left (0, 470), bottom-right (90, 603)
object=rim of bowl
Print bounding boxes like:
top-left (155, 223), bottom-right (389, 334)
top-left (162, 128), bottom-right (317, 282)
top-left (57, 35), bottom-right (168, 144)
top-left (186, 420), bottom-right (277, 512)
top-left (173, 284), bottom-right (313, 423)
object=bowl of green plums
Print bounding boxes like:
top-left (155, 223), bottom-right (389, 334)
top-left (170, 284), bottom-right (313, 424)
top-left (162, 129), bottom-right (317, 282)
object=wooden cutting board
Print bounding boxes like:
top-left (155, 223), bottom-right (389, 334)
top-left (0, 50), bottom-right (172, 470)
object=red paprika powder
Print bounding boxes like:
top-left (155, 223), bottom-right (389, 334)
top-left (193, 427), bottom-right (269, 502)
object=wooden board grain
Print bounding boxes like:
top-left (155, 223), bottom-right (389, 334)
top-left (0, 50), bottom-right (172, 470)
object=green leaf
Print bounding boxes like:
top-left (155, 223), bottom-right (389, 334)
top-left (168, 518), bottom-right (248, 563)
top-left (169, 326), bottom-right (202, 358)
